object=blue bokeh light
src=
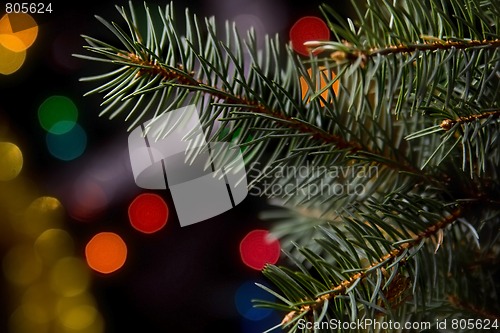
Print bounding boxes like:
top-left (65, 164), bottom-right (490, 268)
top-left (46, 122), bottom-right (87, 161)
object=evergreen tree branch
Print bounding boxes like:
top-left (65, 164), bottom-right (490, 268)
top-left (118, 51), bottom-right (364, 152)
top-left (313, 0), bottom-right (500, 177)
top-left (277, 205), bottom-right (464, 327)
top-left (77, 2), bottom-right (500, 332)
top-left (119, 50), bottom-right (447, 189)
top-left (77, 1), bottom-right (447, 200)
top-left (320, 38), bottom-right (500, 68)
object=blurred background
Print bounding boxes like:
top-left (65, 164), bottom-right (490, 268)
top-left (0, 1), bottom-right (352, 332)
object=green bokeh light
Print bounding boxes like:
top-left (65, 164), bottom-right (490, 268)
top-left (38, 95), bottom-right (78, 134)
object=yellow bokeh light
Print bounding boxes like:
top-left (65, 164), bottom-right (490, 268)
top-left (0, 42), bottom-right (25, 74)
top-left (56, 293), bottom-right (102, 333)
top-left (0, 142), bottom-right (23, 181)
top-left (19, 196), bottom-right (64, 237)
top-left (9, 305), bottom-right (50, 333)
top-left (59, 305), bottom-right (98, 330)
top-left (3, 244), bottom-right (42, 286)
top-left (56, 312), bottom-right (104, 333)
top-left (0, 13), bottom-right (38, 52)
top-left (19, 301), bottom-right (52, 324)
top-left (56, 293), bottom-right (97, 317)
top-left (50, 257), bottom-right (90, 297)
top-left (22, 282), bottom-right (58, 321)
top-left (0, 128), bottom-right (105, 333)
top-left (34, 229), bottom-right (75, 264)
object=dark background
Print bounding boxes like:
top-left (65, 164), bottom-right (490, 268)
top-left (0, 1), bottom-right (351, 332)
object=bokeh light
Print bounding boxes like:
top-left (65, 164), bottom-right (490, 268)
top-left (19, 300), bottom-right (52, 325)
top-left (34, 229), bottom-right (75, 264)
top-left (46, 123), bottom-right (87, 161)
top-left (22, 282), bottom-right (58, 322)
top-left (0, 42), bottom-right (25, 74)
top-left (233, 14), bottom-right (265, 39)
top-left (235, 281), bottom-right (275, 321)
top-left (0, 142), bottom-right (23, 181)
top-left (49, 257), bottom-right (90, 297)
top-left (300, 66), bottom-right (339, 106)
top-left (239, 229), bottom-right (280, 270)
top-left (67, 178), bottom-right (109, 222)
top-left (59, 304), bottom-right (98, 331)
top-left (0, 131), bottom-right (105, 333)
top-left (0, 13), bottom-right (38, 52)
top-left (290, 16), bottom-right (330, 56)
top-left (38, 95), bottom-right (79, 134)
top-left (241, 312), bottom-right (283, 333)
top-left (19, 196), bottom-right (64, 237)
top-left (55, 293), bottom-right (97, 318)
top-left (128, 193), bottom-right (169, 234)
top-left (85, 232), bottom-right (127, 274)
top-left (3, 244), bottom-right (43, 286)
top-left (9, 304), bottom-right (50, 333)
top-left (0, 33), bottom-right (25, 52)
top-left (0, 13), bottom-right (37, 75)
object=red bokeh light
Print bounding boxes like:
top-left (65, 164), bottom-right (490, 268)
top-left (67, 179), bottom-right (108, 222)
top-left (128, 193), bottom-right (169, 234)
top-left (290, 16), bottom-right (330, 56)
top-left (239, 229), bottom-right (280, 270)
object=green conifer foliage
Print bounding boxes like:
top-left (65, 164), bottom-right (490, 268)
top-left (77, 1), bottom-right (500, 331)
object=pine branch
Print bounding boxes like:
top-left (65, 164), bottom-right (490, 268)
top-left (278, 206), bottom-right (464, 326)
top-left (119, 51), bottom-right (363, 152)
top-left (77, 1), bottom-right (449, 206)
top-left (120, 49), bottom-right (446, 188)
top-left (313, 0), bottom-right (500, 177)
top-left (321, 38), bottom-right (500, 68)
top-left (77, 1), bottom-right (500, 332)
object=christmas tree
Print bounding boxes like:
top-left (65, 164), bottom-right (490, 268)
top-left (76, 0), bottom-right (500, 331)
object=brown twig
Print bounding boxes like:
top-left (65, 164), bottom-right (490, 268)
top-left (440, 110), bottom-right (500, 131)
top-left (370, 39), bottom-right (500, 57)
top-left (329, 39), bottom-right (500, 68)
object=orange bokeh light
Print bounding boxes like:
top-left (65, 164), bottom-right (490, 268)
top-left (0, 13), bottom-right (38, 52)
top-left (300, 67), bottom-right (339, 106)
top-left (85, 232), bottom-right (127, 274)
